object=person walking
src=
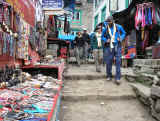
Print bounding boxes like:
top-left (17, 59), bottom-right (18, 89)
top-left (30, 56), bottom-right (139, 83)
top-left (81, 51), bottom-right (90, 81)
top-left (82, 28), bottom-right (90, 63)
top-left (102, 16), bottom-right (126, 85)
top-left (74, 32), bottom-right (84, 66)
top-left (90, 26), bottom-right (103, 72)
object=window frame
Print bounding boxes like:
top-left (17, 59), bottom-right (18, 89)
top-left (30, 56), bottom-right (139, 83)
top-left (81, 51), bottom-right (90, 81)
top-left (71, 9), bottom-right (82, 25)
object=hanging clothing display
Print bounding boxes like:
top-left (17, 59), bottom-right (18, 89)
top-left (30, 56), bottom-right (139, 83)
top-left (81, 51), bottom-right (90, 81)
top-left (16, 18), bottom-right (30, 60)
top-left (135, 3), bottom-right (160, 30)
top-left (0, 32), bottom-right (15, 56)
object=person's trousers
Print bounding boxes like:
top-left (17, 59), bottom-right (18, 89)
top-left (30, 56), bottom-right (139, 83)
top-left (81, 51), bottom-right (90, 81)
top-left (104, 45), bottom-right (121, 80)
top-left (93, 49), bottom-right (103, 71)
top-left (75, 47), bottom-right (83, 65)
top-left (84, 42), bottom-right (89, 62)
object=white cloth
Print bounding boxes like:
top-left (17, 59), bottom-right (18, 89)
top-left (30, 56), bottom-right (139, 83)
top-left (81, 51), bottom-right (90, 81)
top-left (96, 33), bottom-right (102, 47)
top-left (108, 23), bottom-right (116, 48)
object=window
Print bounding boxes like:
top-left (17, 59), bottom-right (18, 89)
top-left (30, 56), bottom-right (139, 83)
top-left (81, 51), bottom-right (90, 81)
top-left (109, 0), bottom-right (118, 11)
top-left (71, 10), bottom-right (82, 25)
top-left (72, 10), bottom-right (80, 21)
top-left (76, 12), bottom-right (80, 20)
top-left (101, 6), bottom-right (106, 22)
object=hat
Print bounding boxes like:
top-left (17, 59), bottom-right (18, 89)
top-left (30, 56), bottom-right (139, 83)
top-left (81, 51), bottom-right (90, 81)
top-left (106, 16), bottom-right (114, 22)
top-left (83, 28), bottom-right (87, 31)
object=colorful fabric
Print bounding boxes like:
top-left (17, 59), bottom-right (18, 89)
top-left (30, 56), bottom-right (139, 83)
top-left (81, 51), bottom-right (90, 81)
top-left (142, 6), bottom-right (145, 27)
top-left (148, 7), bottom-right (152, 25)
top-left (20, 118), bottom-right (47, 121)
top-left (152, 6), bottom-right (157, 24)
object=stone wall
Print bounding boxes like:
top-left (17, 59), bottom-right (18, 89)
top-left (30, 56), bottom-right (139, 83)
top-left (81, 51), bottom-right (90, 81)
top-left (72, 0), bottom-right (93, 33)
top-left (81, 0), bottom-right (93, 33)
top-left (127, 59), bottom-right (160, 121)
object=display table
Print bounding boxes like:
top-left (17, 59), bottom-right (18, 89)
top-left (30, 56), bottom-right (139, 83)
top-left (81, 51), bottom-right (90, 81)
top-left (22, 62), bottom-right (64, 80)
top-left (21, 62), bottom-right (64, 121)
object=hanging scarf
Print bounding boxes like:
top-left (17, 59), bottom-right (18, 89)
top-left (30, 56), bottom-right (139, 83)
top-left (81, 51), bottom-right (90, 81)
top-left (135, 7), bottom-right (139, 29)
top-left (152, 5), bottom-right (157, 24)
top-left (107, 23), bottom-right (116, 49)
top-left (145, 8), bottom-right (148, 25)
top-left (142, 6), bottom-right (145, 27)
top-left (155, 8), bottom-right (160, 25)
top-left (148, 7), bottom-right (152, 25)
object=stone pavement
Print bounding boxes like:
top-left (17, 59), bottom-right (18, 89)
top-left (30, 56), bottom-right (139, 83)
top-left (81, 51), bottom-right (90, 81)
top-left (59, 64), bottom-right (155, 121)
top-left (64, 64), bottom-right (134, 80)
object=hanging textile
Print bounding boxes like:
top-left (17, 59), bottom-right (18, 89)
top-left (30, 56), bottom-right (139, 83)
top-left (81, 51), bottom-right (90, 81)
top-left (0, 5), bottom-right (3, 23)
top-left (152, 6), bottom-right (157, 24)
top-left (155, 8), bottom-right (160, 25)
top-left (148, 7), bottom-right (152, 25)
top-left (145, 8), bottom-right (148, 25)
top-left (142, 30), bottom-right (149, 51)
top-left (0, 32), bottom-right (3, 55)
top-left (142, 6), bottom-right (145, 27)
top-left (3, 5), bottom-right (10, 26)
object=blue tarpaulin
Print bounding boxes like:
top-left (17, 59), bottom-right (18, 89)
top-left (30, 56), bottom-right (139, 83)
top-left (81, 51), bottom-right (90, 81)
top-left (58, 34), bottom-right (76, 41)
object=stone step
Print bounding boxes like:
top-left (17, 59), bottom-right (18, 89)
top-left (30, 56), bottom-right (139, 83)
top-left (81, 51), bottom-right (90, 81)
top-left (130, 83), bottom-right (151, 106)
top-left (62, 94), bottom-right (136, 101)
top-left (62, 79), bottom-right (136, 101)
top-left (60, 100), bottom-right (155, 121)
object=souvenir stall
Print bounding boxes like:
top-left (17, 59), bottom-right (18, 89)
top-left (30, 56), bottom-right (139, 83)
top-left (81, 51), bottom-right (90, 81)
top-left (0, 1), bottom-right (64, 121)
top-left (113, 0), bottom-right (160, 60)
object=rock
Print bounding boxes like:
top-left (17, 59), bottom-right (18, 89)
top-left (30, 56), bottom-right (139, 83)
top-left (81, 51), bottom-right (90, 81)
top-left (155, 99), bottom-right (160, 113)
top-left (141, 73), bottom-right (159, 85)
top-left (125, 76), bottom-right (136, 82)
top-left (151, 106), bottom-right (160, 121)
top-left (151, 85), bottom-right (160, 98)
top-left (130, 83), bottom-right (151, 106)
top-left (157, 71), bottom-right (160, 78)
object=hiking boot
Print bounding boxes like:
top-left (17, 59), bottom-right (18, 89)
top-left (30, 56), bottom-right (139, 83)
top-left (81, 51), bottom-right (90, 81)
top-left (115, 79), bottom-right (121, 85)
top-left (106, 77), bottom-right (112, 81)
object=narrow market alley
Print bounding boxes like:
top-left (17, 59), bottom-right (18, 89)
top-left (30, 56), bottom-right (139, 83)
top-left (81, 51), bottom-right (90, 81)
top-left (59, 64), bottom-right (156, 121)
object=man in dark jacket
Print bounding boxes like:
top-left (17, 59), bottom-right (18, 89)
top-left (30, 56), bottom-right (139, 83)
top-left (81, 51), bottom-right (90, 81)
top-left (82, 28), bottom-right (90, 63)
top-left (74, 32), bottom-right (84, 66)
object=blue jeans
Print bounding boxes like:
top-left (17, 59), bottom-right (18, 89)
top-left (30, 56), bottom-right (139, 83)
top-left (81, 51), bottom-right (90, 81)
top-left (104, 45), bottom-right (121, 80)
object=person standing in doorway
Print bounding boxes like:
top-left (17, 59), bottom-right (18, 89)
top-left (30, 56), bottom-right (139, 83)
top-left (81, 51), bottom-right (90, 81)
top-left (74, 32), bottom-right (84, 66)
top-left (102, 16), bottom-right (126, 85)
top-left (90, 26), bottom-right (103, 72)
top-left (82, 28), bottom-right (90, 63)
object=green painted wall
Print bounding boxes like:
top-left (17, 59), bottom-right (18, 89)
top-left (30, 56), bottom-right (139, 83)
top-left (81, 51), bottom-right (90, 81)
top-left (125, 0), bottom-right (129, 8)
top-left (101, 6), bottom-right (106, 22)
top-left (94, 15), bottom-right (98, 29)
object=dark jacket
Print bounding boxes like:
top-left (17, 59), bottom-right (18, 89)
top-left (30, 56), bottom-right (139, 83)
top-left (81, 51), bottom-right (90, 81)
top-left (74, 36), bottom-right (84, 47)
top-left (82, 33), bottom-right (90, 44)
top-left (90, 32), bottom-right (103, 50)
